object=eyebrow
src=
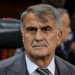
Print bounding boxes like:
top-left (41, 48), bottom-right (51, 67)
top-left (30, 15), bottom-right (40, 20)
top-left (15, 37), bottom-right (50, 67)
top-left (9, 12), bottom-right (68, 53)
top-left (25, 25), bottom-right (53, 29)
top-left (41, 25), bottom-right (53, 29)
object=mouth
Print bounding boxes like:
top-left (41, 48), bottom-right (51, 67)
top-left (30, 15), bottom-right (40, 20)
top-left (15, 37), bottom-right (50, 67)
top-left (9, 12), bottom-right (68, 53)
top-left (33, 45), bottom-right (47, 48)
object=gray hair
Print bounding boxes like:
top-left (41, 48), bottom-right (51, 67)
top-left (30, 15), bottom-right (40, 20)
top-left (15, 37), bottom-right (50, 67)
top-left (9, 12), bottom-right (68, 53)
top-left (21, 4), bottom-right (62, 30)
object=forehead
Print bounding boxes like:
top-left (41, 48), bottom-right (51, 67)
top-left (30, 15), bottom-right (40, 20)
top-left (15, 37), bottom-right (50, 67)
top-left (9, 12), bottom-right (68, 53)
top-left (23, 12), bottom-right (56, 28)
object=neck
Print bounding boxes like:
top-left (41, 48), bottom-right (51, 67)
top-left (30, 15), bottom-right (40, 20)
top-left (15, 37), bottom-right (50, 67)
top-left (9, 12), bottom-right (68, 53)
top-left (27, 54), bottom-right (54, 68)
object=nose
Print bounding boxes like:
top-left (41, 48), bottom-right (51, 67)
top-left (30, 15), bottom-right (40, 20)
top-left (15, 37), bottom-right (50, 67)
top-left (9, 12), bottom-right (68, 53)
top-left (35, 30), bottom-right (44, 41)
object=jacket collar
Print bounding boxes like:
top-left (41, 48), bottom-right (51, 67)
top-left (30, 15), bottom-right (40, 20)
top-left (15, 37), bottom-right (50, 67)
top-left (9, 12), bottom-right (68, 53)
top-left (9, 52), bottom-right (29, 75)
top-left (55, 56), bottom-right (70, 75)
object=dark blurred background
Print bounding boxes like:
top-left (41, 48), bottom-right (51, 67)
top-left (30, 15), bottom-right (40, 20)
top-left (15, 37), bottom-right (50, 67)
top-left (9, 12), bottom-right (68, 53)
top-left (0, 0), bottom-right (75, 19)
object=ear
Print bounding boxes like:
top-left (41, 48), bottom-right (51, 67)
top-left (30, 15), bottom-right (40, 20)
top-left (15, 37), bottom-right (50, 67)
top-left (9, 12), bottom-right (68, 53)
top-left (57, 30), bottom-right (62, 45)
top-left (21, 27), bottom-right (24, 43)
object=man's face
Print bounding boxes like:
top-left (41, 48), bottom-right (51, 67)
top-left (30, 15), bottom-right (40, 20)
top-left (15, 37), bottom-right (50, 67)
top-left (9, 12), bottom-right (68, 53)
top-left (22, 13), bottom-right (61, 58)
top-left (61, 14), bottom-right (71, 42)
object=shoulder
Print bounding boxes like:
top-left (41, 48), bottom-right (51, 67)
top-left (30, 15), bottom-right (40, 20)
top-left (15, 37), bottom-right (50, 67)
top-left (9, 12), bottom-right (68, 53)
top-left (0, 53), bottom-right (23, 69)
top-left (55, 56), bottom-right (75, 74)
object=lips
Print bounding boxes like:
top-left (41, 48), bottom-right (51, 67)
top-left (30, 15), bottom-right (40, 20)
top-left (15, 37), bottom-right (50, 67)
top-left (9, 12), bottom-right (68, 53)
top-left (33, 45), bottom-right (47, 48)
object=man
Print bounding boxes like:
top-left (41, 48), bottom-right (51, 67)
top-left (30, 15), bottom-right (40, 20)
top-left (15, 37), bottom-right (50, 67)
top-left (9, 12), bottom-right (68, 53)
top-left (56, 8), bottom-right (73, 61)
top-left (57, 9), bottom-right (71, 43)
top-left (0, 4), bottom-right (75, 75)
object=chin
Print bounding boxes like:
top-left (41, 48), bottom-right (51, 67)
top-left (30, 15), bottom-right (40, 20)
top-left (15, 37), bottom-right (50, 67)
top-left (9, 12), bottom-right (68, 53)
top-left (34, 52), bottom-right (49, 57)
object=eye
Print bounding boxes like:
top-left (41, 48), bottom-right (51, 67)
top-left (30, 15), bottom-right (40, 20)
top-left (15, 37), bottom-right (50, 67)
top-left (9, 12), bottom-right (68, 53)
top-left (26, 27), bottom-right (37, 32)
top-left (42, 26), bottom-right (52, 32)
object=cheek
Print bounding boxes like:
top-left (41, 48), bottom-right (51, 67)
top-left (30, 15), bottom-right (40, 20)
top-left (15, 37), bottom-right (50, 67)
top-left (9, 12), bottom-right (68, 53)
top-left (23, 34), bottom-right (33, 47)
top-left (24, 36), bottom-right (31, 41)
top-left (47, 33), bottom-right (58, 47)
top-left (46, 34), bottom-right (58, 55)
top-left (48, 33), bottom-right (58, 42)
